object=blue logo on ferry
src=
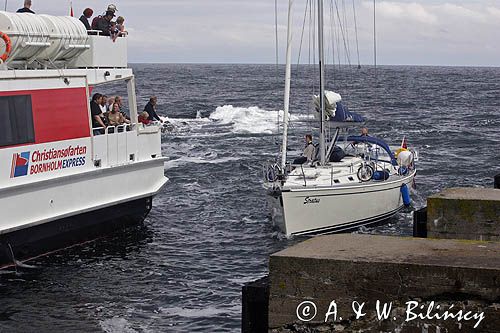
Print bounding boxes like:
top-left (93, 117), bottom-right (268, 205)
top-left (10, 152), bottom-right (30, 178)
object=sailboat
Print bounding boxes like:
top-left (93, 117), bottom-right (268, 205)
top-left (264, 0), bottom-right (418, 236)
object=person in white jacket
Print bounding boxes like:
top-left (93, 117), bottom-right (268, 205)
top-left (302, 134), bottom-right (315, 162)
top-left (293, 134), bottom-right (316, 164)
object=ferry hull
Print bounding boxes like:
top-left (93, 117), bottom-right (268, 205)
top-left (0, 196), bottom-right (152, 268)
top-left (268, 173), bottom-right (415, 236)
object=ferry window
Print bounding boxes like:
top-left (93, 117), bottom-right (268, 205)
top-left (0, 95), bottom-right (35, 147)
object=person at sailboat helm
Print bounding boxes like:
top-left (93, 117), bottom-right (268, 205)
top-left (16, 0), bottom-right (35, 14)
top-left (293, 134), bottom-right (315, 164)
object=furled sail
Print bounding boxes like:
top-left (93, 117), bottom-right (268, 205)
top-left (313, 90), bottom-right (365, 123)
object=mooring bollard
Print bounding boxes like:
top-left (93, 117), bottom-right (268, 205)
top-left (495, 173), bottom-right (500, 189)
top-left (413, 207), bottom-right (427, 238)
top-left (242, 276), bottom-right (269, 333)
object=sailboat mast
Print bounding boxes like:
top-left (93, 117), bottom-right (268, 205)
top-left (317, 0), bottom-right (326, 165)
top-left (281, 0), bottom-right (294, 170)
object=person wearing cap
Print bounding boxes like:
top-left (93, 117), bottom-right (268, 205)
top-left (95, 10), bottom-right (115, 36)
top-left (17, 0), bottom-right (35, 13)
top-left (79, 8), bottom-right (93, 30)
top-left (107, 4), bottom-right (117, 13)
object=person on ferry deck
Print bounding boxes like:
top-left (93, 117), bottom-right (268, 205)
top-left (114, 95), bottom-right (131, 120)
top-left (91, 93), bottom-right (106, 134)
top-left (107, 102), bottom-right (130, 126)
top-left (116, 16), bottom-right (127, 35)
top-left (114, 95), bottom-right (123, 109)
top-left (95, 10), bottom-right (114, 36)
top-left (361, 127), bottom-right (369, 136)
top-left (106, 95), bottom-right (115, 112)
top-left (100, 95), bottom-right (108, 114)
top-left (144, 96), bottom-right (162, 122)
top-left (79, 8), bottom-right (93, 30)
top-left (138, 112), bottom-right (151, 125)
top-left (16, 0), bottom-right (35, 13)
top-left (91, 4), bottom-right (117, 30)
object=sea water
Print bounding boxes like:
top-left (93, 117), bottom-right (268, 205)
top-left (0, 64), bottom-right (498, 332)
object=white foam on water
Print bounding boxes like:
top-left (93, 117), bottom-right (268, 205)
top-left (100, 317), bottom-right (138, 333)
top-left (159, 115), bottom-right (210, 125)
top-left (208, 105), bottom-right (307, 134)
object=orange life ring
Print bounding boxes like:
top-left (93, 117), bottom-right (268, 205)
top-left (0, 31), bottom-right (12, 62)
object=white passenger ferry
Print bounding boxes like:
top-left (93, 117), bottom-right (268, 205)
top-left (0, 12), bottom-right (168, 267)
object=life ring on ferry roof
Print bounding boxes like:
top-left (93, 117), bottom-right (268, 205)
top-left (0, 31), bottom-right (12, 62)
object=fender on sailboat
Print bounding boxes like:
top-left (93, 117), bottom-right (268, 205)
top-left (401, 184), bottom-right (411, 207)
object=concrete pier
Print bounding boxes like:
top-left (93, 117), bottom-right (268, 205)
top-left (427, 188), bottom-right (500, 241)
top-left (268, 234), bottom-right (500, 332)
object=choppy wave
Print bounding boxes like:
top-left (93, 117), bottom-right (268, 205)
top-left (164, 155), bottom-right (241, 170)
top-left (208, 105), bottom-right (307, 134)
top-left (100, 317), bottom-right (137, 333)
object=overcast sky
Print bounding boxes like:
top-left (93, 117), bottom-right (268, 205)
top-left (10, 0), bottom-right (500, 66)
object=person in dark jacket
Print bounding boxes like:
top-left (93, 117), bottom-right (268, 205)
top-left (90, 93), bottom-right (106, 134)
top-left (144, 96), bottom-right (162, 122)
top-left (17, 0), bottom-right (35, 13)
top-left (94, 10), bottom-right (114, 36)
top-left (79, 8), bottom-right (93, 30)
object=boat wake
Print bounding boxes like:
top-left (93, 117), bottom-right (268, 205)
top-left (160, 105), bottom-right (312, 137)
top-left (208, 105), bottom-right (309, 134)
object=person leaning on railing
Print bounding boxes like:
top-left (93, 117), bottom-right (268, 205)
top-left (93, 10), bottom-right (115, 36)
top-left (138, 112), bottom-right (152, 126)
top-left (144, 96), bottom-right (162, 122)
top-left (116, 16), bottom-right (127, 36)
top-left (107, 102), bottom-right (130, 126)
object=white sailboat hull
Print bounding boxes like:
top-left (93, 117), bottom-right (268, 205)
top-left (267, 171), bottom-right (415, 236)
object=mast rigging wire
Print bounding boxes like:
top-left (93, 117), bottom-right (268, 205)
top-left (352, 0), bottom-right (361, 69)
top-left (342, 0), bottom-right (351, 68)
top-left (274, 0), bottom-right (280, 145)
top-left (333, 0), bottom-right (352, 67)
top-left (295, 0), bottom-right (310, 70)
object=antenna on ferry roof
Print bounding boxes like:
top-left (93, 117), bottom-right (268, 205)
top-left (4, 0), bottom-right (8, 11)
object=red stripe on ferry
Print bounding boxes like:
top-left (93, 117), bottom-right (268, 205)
top-left (0, 88), bottom-right (90, 144)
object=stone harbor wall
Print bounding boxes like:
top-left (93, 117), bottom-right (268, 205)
top-left (427, 188), bottom-right (499, 241)
top-left (268, 235), bottom-right (500, 332)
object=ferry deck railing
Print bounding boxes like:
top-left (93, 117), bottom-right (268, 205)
top-left (92, 122), bottom-right (162, 168)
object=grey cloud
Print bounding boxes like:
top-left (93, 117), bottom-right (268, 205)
top-left (10, 0), bottom-right (500, 66)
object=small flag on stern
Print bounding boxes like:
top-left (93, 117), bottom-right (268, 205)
top-left (70, 1), bottom-right (74, 17)
top-left (401, 136), bottom-right (407, 149)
